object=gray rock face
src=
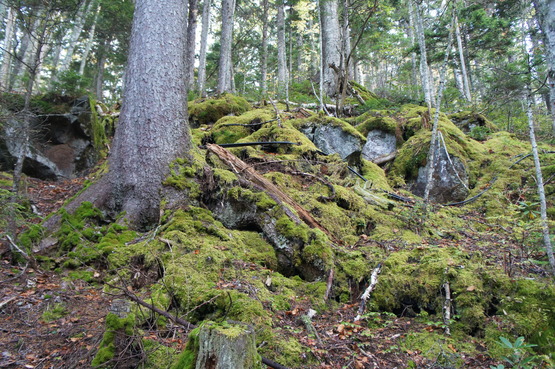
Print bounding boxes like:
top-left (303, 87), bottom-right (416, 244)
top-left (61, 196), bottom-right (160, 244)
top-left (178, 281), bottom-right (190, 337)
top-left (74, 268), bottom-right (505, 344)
top-left (0, 96), bottom-right (101, 180)
top-left (362, 130), bottom-right (396, 161)
top-left (300, 124), bottom-right (364, 160)
top-left (411, 144), bottom-right (469, 203)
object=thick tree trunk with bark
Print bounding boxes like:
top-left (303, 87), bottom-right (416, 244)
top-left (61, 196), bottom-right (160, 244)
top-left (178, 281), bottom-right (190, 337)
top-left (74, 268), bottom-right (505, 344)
top-left (534, 0), bottom-right (555, 134)
top-left (319, 0), bottom-right (341, 98)
top-left (68, 0), bottom-right (191, 230)
top-left (277, 0), bottom-right (287, 98)
top-left (217, 0), bottom-right (235, 93)
top-left (197, 0), bottom-right (211, 96)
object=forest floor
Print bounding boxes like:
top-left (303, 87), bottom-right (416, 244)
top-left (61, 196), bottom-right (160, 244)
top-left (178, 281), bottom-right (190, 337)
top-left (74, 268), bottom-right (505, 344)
top-left (0, 176), bottom-right (547, 369)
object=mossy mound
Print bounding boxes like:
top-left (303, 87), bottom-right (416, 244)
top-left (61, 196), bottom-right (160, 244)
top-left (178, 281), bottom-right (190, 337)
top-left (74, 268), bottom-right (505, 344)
top-left (188, 93), bottom-right (251, 126)
top-left (291, 113), bottom-right (367, 142)
top-left (389, 111), bottom-right (484, 187)
top-left (210, 108), bottom-right (275, 144)
top-left (371, 246), bottom-right (555, 353)
top-left (356, 115), bottom-right (399, 137)
top-left (448, 111), bottom-right (498, 133)
top-left (350, 81), bottom-right (380, 102)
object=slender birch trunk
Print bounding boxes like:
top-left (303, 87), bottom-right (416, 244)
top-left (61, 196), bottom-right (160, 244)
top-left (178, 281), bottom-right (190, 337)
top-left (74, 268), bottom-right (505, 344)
top-left (0, 6), bottom-right (16, 89)
top-left (525, 86), bottom-right (555, 275)
top-left (534, 0), bottom-right (555, 134)
top-left (197, 0), bottom-right (211, 96)
top-left (454, 14), bottom-right (471, 102)
top-left (423, 18), bottom-right (454, 203)
top-left (260, 0), bottom-right (269, 97)
top-left (185, 0), bottom-right (199, 89)
top-left (79, 3), bottom-right (101, 76)
top-left (411, 0), bottom-right (432, 108)
top-left (217, 0), bottom-right (235, 93)
top-left (58, 0), bottom-right (92, 73)
top-left (277, 0), bottom-right (287, 99)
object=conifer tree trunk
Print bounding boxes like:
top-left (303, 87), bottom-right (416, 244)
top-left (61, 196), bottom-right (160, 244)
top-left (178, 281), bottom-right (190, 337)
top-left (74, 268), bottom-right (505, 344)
top-left (319, 0), bottom-right (341, 98)
top-left (217, 0), bottom-right (235, 93)
top-left (67, 0), bottom-right (191, 230)
top-left (277, 0), bottom-right (287, 98)
top-left (197, 0), bottom-right (211, 96)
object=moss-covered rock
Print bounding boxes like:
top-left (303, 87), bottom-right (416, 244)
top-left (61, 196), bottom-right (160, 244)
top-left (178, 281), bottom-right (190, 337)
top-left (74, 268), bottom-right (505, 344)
top-left (188, 94), bottom-right (251, 126)
top-left (211, 108), bottom-right (275, 144)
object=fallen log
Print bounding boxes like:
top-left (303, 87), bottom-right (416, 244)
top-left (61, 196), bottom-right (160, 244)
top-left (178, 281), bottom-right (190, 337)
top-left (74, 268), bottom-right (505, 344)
top-left (372, 151), bottom-right (397, 165)
top-left (206, 144), bottom-right (340, 244)
top-left (354, 263), bottom-right (382, 321)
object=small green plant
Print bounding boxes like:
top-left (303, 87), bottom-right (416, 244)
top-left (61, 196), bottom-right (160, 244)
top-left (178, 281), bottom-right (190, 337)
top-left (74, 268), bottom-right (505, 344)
top-left (517, 201), bottom-right (540, 220)
top-left (398, 200), bottom-right (429, 234)
top-left (469, 125), bottom-right (491, 141)
top-left (41, 302), bottom-right (68, 322)
top-left (490, 336), bottom-right (539, 369)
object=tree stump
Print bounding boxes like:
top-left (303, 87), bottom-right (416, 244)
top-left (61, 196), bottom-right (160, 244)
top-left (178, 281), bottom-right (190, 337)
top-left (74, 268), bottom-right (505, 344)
top-left (174, 321), bottom-right (261, 369)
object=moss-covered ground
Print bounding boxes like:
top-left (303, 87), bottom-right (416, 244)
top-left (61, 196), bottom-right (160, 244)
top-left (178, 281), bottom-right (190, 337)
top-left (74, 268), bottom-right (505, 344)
top-left (2, 94), bottom-right (555, 369)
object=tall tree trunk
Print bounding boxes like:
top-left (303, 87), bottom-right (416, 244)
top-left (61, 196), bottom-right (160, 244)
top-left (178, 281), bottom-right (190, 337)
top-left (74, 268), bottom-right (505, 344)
top-left (319, 0), bottom-right (341, 98)
top-left (525, 86), bottom-right (555, 275)
top-left (0, 6), bottom-right (16, 89)
top-left (260, 0), bottom-right (269, 97)
top-left (186, 0), bottom-right (199, 89)
top-left (68, 0), bottom-right (191, 231)
top-left (277, 0), bottom-right (287, 98)
top-left (197, 0), bottom-right (211, 96)
top-left (95, 37), bottom-right (110, 99)
top-left (534, 0), bottom-right (555, 134)
top-left (423, 17), bottom-right (454, 203)
top-left (217, 0), bottom-right (235, 94)
top-left (79, 2), bottom-right (101, 76)
top-left (58, 0), bottom-right (92, 74)
top-left (411, 0), bottom-right (432, 108)
top-left (454, 14), bottom-right (471, 102)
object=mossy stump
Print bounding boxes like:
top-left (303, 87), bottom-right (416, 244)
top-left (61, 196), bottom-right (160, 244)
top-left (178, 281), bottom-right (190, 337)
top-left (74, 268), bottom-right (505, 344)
top-left (176, 321), bottom-right (261, 369)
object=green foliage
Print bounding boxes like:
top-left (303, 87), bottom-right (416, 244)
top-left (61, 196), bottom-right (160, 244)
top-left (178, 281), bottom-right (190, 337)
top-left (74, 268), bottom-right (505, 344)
top-left (517, 201), bottom-right (540, 220)
top-left (490, 336), bottom-right (539, 369)
top-left (41, 302), bottom-right (68, 322)
top-left (468, 125), bottom-right (492, 141)
top-left (51, 70), bottom-right (92, 96)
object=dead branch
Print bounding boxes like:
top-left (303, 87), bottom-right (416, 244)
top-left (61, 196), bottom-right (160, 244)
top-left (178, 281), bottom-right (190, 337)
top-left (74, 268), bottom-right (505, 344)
top-left (442, 279), bottom-right (451, 336)
top-left (324, 268), bottom-right (334, 301)
top-left (354, 263), bottom-right (382, 321)
top-left (206, 144), bottom-right (340, 244)
top-left (372, 151), bottom-right (397, 165)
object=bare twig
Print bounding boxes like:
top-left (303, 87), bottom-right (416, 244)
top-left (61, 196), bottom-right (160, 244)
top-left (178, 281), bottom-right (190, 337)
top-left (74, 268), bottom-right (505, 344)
top-left (355, 263), bottom-right (382, 321)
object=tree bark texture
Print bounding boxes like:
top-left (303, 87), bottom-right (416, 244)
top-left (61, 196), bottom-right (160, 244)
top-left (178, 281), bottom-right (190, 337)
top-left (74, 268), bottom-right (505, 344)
top-left (217, 0), bottom-right (235, 93)
top-left (58, 0), bottom-right (92, 73)
top-left (72, 0), bottom-right (191, 230)
top-left (79, 2), bottom-right (101, 75)
top-left (319, 0), bottom-right (341, 98)
top-left (534, 0), bottom-right (555, 134)
top-left (454, 15), bottom-right (471, 102)
top-left (186, 0), bottom-right (199, 89)
top-left (197, 0), bottom-right (211, 96)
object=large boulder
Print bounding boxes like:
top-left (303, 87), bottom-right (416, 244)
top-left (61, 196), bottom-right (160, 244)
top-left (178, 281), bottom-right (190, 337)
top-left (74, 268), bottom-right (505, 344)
top-left (411, 142), bottom-right (470, 203)
top-left (0, 96), bottom-right (105, 180)
top-left (293, 115), bottom-right (366, 161)
top-left (362, 130), bottom-right (397, 162)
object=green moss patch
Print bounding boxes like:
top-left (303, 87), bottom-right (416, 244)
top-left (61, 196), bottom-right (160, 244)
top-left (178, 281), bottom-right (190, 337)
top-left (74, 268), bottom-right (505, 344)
top-left (188, 93), bottom-right (251, 126)
top-left (211, 108), bottom-right (274, 144)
